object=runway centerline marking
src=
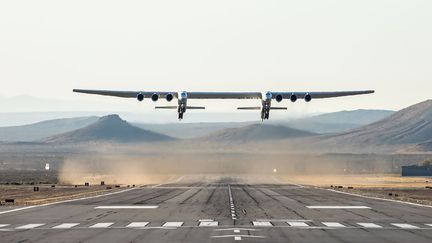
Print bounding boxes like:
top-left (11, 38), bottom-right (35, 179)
top-left (228, 184), bottom-right (237, 220)
top-left (53, 223), bottom-right (80, 229)
top-left (357, 223), bottom-right (382, 228)
top-left (16, 224), bottom-right (45, 229)
top-left (89, 222), bottom-right (114, 228)
top-left (307, 206), bottom-right (371, 209)
top-left (95, 206), bottom-right (158, 209)
top-left (392, 223), bottom-right (419, 229)
top-left (0, 224), bottom-right (10, 228)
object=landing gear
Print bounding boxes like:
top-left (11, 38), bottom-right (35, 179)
top-left (178, 101), bottom-right (186, 120)
top-left (261, 101), bottom-right (271, 120)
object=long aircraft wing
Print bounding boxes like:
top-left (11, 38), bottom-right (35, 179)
top-left (73, 89), bottom-right (374, 99)
top-left (272, 90), bottom-right (375, 99)
top-left (73, 89), bottom-right (174, 99)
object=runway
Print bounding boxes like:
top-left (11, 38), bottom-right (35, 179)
top-left (1, 175), bottom-right (432, 242)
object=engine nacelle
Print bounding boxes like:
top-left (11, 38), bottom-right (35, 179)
top-left (290, 94), bottom-right (297, 102)
top-left (262, 91), bottom-right (272, 101)
top-left (137, 93), bottom-right (144, 102)
top-left (304, 93), bottom-right (312, 102)
top-left (275, 94), bottom-right (283, 102)
top-left (166, 93), bottom-right (174, 102)
top-left (151, 93), bottom-right (159, 102)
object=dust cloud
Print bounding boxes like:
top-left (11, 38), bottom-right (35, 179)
top-left (57, 141), bottom-right (407, 186)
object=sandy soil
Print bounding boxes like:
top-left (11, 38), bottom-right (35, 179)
top-left (0, 185), bottom-right (127, 206)
top-left (278, 174), bottom-right (432, 206)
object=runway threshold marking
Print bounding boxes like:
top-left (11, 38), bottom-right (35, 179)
top-left (199, 221), bottom-right (218, 227)
top-left (163, 222), bottom-right (184, 227)
top-left (391, 223), bottom-right (419, 229)
top-left (89, 223), bottom-right (114, 228)
top-left (307, 206), bottom-right (371, 209)
top-left (287, 221), bottom-right (309, 227)
top-left (0, 224), bottom-right (10, 228)
top-left (126, 222), bottom-right (149, 228)
top-left (53, 223), bottom-right (80, 229)
top-left (252, 221), bottom-right (272, 227)
top-left (95, 206), bottom-right (158, 209)
top-left (322, 222), bottom-right (346, 228)
top-left (16, 224), bottom-right (45, 229)
top-left (357, 223), bottom-right (382, 228)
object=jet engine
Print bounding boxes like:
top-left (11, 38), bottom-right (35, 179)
top-left (305, 93), bottom-right (312, 102)
top-left (151, 93), bottom-right (159, 102)
top-left (166, 93), bottom-right (174, 102)
top-left (275, 94), bottom-right (283, 102)
top-left (137, 93), bottom-right (144, 102)
top-left (290, 94), bottom-right (297, 102)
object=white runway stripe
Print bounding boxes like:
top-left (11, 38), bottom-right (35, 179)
top-left (391, 223), bottom-right (419, 229)
top-left (357, 223), bottom-right (382, 228)
top-left (95, 206), bottom-right (158, 209)
top-left (199, 221), bottom-right (218, 227)
top-left (287, 221), bottom-right (309, 227)
top-left (53, 223), bottom-right (79, 229)
top-left (322, 222), bottom-right (346, 228)
top-left (16, 224), bottom-right (45, 229)
top-left (126, 222), bottom-right (149, 228)
top-left (425, 224), bottom-right (432, 227)
top-left (307, 206), bottom-right (371, 209)
top-left (0, 224), bottom-right (10, 228)
top-left (252, 221), bottom-right (273, 227)
top-left (89, 223), bottom-right (114, 228)
top-left (162, 222), bottom-right (183, 227)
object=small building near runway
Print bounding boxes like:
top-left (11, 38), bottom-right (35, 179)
top-left (402, 160), bottom-right (432, 176)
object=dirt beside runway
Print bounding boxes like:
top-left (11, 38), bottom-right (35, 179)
top-left (277, 174), bottom-right (432, 206)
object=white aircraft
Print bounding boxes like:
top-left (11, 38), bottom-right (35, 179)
top-left (73, 89), bottom-right (374, 120)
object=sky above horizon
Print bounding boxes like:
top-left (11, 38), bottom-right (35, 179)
top-left (0, 0), bottom-right (431, 120)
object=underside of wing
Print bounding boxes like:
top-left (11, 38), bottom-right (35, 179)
top-left (73, 89), bottom-right (176, 99)
top-left (275, 90), bottom-right (374, 99)
top-left (187, 92), bottom-right (261, 99)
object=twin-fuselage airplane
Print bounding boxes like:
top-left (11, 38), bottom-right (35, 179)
top-left (73, 89), bottom-right (374, 120)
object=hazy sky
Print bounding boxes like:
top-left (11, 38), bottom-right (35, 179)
top-left (0, 0), bottom-right (431, 116)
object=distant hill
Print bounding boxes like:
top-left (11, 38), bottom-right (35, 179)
top-left (134, 122), bottom-right (253, 138)
top-left (0, 116), bottom-right (99, 142)
top-left (42, 114), bottom-right (173, 143)
top-left (283, 109), bottom-right (394, 134)
top-left (200, 124), bottom-right (316, 143)
top-left (317, 100), bottom-right (432, 150)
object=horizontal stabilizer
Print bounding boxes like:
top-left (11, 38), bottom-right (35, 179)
top-left (270, 107), bottom-right (287, 110)
top-left (237, 107), bottom-right (261, 110)
top-left (155, 106), bottom-right (177, 109)
top-left (187, 106), bottom-right (205, 109)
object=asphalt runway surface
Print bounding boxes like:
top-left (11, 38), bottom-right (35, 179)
top-left (1, 175), bottom-right (432, 243)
